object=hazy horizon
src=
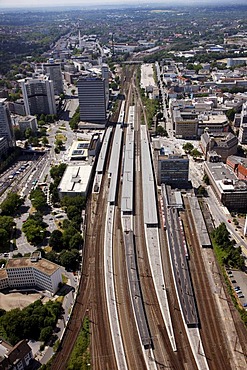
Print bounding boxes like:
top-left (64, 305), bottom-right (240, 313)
top-left (0, 0), bottom-right (246, 10)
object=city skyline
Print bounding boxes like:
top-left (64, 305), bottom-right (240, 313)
top-left (0, 0), bottom-right (246, 9)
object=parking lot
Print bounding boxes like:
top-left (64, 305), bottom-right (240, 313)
top-left (226, 269), bottom-right (247, 309)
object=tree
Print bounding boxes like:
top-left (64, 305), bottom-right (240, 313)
top-left (1, 193), bottom-right (23, 216)
top-left (38, 120), bottom-right (46, 126)
top-left (30, 188), bottom-right (47, 212)
top-left (60, 195), bottom-right (86, 210)
top-left (62, 226), bottom-right (78, 248)
top-left (211, 223), bottom-right (230, 246)
top-left (156, 125), bottom-right (168, 137)
top-left (226, 108), bottom-right (236, 122)
top-left (25, 127), bottom-right (33, 139)
top-left (13, 127), bottom-right (23, 140)
top-left (0, 229), bottom-right (9, 249)
top-left (49, 230), bottom-right (63, 251)
top-left (69, 111), bottom-right (80, 131)
top-left (45, 250), bottom-right (58, 263)
top-left (191, 148), bottom-right (202, 158)
top-left (197, 185), bottom-right (207, 196)
top-left (23, 224), bottom-right (45, 245)
top-left (22, 214), bottom-right (46, 245)
top-left (203, 174), bottom-right (210, 185)
top-left (50, 163), bottom-right (67, 181)
top-left (0, 216), bottom-right (15, 235)
top-left (67, 205), bottom-right (81, 221)
top-left (29, 137), bottom-right (39, 146)
top-left (182, 142), bottom-right (194, 153)
top-left (55, 139), bottom-right (63, 149)
top-left (59, 250), bottom-right (78, 270)
top-left (42, 136), bottom-right (49, 146)
top-left (69, 233), bottom-right (83, 249)
top-left (39, 326), bottom-right (53, 342)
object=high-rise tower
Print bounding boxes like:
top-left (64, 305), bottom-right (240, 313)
top-left (19, 77), bottom-right (56, 116)
top-left (0, 98), bottom-right (14, 147)
top-left (77, 74), bottom-right (106, 124)
top-left (43, 61), bottom-right (63, 95)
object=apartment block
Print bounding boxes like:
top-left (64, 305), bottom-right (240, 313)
top-left (0, 340), bottom-right (33, 370)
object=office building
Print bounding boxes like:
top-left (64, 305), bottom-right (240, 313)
top-left (204, 161), bottom-right (247, 211)
top-left (43, 61), bottom-right (63, 95)
top-left (0, 253), bottom-right (62, 295)
top-left (78, 74), bottom-right (107, 123)
top-left (0, 98), bottom-right (14, 147)
top-left (19, 77), bottom-right (56, 116)
top-left (157, 152), bottom-right (189, 186)
top-left (7, 99), bottom-right (26, 116)
top-left (17, 115), bottom-right (38, 133)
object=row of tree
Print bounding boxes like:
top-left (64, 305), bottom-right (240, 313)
top-left (49, 163), bottom-right (67, 205)
top-left (211, 223), bottom-right (245, 269)
top-left (69, 109), bottom-right (80, 131)
top-left (30, 187), bottom-right (47, 212)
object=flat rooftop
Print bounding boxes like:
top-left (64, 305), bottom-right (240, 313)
top-left (0, 269), bottom-right (8, 279)
top-left (6, 258), bottom-right (60, 276)
top-left (121, 121), bottom-right (134, 213)
top-left (141, 126), bottom-right (158, 226)
top-left (58, 164), bottom-right (93, 194)
top-left (68, 140), bottom-right (89, 160)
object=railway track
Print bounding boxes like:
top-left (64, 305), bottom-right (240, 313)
top-left (52, 125), bottom-right (117, 370)
top-left (133, 78), bottom-right (199, 369)
top-left (182, 196), bottom-right (231, 370)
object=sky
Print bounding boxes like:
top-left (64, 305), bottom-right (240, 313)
top-left (0, 0), bottom-right (245, 9)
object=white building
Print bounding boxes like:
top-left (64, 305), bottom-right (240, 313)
top-left (58, 164), bottom-right (93, 198)
top-left (19, 76), bottom-right (56, 116)
top-left (0, 254), bottom-right (62, 295)
top-left (0, 98), bottom-right (14, 147)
